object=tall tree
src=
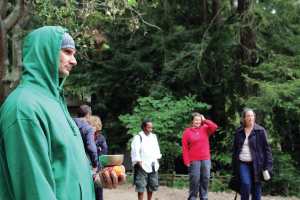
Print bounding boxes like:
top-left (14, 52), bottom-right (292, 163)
top-left (212, 0), bottom-right (223, 31)
top-left (238, 0), bottom-right (257, 100)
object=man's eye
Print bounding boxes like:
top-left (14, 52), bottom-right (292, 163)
top-left (64, 50), bottom-right (71, 54)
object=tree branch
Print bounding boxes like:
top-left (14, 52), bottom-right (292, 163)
top-left (16, 0), bottom-right (33, 29)
top-left (12, 0), bottom-right (33, 75)
top-left (128, 6), bottom-right (161, 30)
top-left (3, 0), bottom-right (25, 31)
top-left (0, 17), bottom-right (5, 79)
top-left (0, 0), bottom-right (9, 19)
top-left (196, 3), bottom-right (225, 87)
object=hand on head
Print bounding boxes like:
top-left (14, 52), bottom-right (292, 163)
top-left (201, 115), bottom-right (205, 121)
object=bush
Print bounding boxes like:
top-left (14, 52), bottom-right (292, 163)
top-left (124, 174), bottom-right (133, 184)
top-left (209, 172), bottom-right (231, 193)
top-left (262, 149), bottom-right (300, 197)
top-left (119, 94), bottom-right (211, 175)
top-left (173, 178), bottom-right (189, 190)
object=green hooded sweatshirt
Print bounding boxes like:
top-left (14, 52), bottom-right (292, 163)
top-left (0, 26), bottom-right (95, 199)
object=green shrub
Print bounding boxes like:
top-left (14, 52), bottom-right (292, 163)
top-left (119, 94), bottom-right (211, 175)
top-left (124, 174), bottom-right (133, 184)
top-left (173, 178), bottom-right (189, 190)
top-left (262, 149), bottom-right (300, 197)
top-left (209, 173), bottom-right (231, 193)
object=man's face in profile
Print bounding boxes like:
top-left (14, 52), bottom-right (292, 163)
top-left (58, 48), bottom-right (77, 78)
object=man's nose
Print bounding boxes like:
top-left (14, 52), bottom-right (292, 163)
top-left (70, 56), bottom-right (77, 66)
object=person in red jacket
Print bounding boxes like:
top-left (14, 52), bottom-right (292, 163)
top-left (182, 113), bottom-right (218, 200)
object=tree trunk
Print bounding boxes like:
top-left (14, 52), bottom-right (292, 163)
top-left (206, 0), bottom-right (212, 24)
top-left (238, 0), bottom-right (256, 100)
top-left (0, 22), bottom-right (9, 105)
top-left (0, 0), bottom-right (32, 106)
top-left (0, 0), bottom-right (8, 88)
top-left (202, 0), bottom-right (207, 29)
top-left (210, 0), bottom-right (225, 142)
top-left (237, 0), bottom-right (265, 124)
top-left (0, 17), bottom-right (5, 76)
top-left (212, 0), bottom-right (223, 31)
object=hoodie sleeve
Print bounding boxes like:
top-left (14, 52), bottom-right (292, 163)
top-left (83, 125), bottom-right (98, 168)
top-left (1, 119), bottom-right (57, 199)
top-left (182, 129), bottom-right (190, 166)
top-left (202, 119), bottom-right (218, 136)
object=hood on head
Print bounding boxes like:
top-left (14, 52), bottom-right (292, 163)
top-left (21, 26), bottom-right (70, 99)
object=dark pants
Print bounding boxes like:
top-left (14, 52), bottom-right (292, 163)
top-left (135, 165), bottom-right (159, 193)
top-left (239, 160), bottom-right (262, 200)
top-left (188, 160), bottom-right (211, 200)
top-left (95, 187), bottom-right (103, 200)
top-left (96, 165), bottom-right (104, 200)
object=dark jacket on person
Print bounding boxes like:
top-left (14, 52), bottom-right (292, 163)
top-left (73, 118), bottom-right (98, 168)
top-left (232, 123), bottom-right (273, 183)
top-left (95, 131), bottom-right (108, 157)
top-left (94, 131), bottom-right (108, 172)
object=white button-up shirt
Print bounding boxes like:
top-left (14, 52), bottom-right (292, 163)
top-left (131, 131), bottom-right (162, 173)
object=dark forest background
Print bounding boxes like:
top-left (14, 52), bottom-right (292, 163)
top-left (1, 0), bottom-right (300, 196)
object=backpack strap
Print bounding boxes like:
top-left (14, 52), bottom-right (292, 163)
top-left (138, 134), bottom-right (142, 156)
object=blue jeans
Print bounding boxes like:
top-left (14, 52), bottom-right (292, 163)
top-left (239, 160), bottom-right (261, 200)
top-left (187, 160), bottom-right (211, 200)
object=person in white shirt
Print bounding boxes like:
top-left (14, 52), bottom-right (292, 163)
top-left (131, 120), bottom-right (162, 200)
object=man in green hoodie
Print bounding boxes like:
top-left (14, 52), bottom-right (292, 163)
top-left (0, 26), bottom-right (125, 200)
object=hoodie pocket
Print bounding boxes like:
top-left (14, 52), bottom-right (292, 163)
top-left (79, 179), bottom-right (93, 200)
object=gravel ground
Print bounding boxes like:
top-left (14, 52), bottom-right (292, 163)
top-left (103, 182), bottom-right (300, 200)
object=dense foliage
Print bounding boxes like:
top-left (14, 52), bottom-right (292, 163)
top-left (119, 94), bottom-right (211, 175)
top-left (1, 0), bottom-right (300, 197)
top-left (64, 0), bottom-right (300, 196)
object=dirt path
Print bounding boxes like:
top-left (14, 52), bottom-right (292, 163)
top-left (103, 182), bottom-right (300, 200)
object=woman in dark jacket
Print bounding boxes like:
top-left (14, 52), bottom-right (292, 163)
top-left (232, 108), bottom-right (273, 200)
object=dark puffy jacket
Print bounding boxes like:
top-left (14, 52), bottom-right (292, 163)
top-left (232, 123), bottom-right (273, 183)
top-left (73, 118), bottom-right (98, 168)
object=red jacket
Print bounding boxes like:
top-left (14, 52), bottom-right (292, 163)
top-left (182, 119), bottom-right (218, 165)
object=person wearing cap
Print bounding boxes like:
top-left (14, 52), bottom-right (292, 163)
top-left (0, 26), bottom-right (125, 200)
top-left (73, 105), bottom-right (98, 173)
